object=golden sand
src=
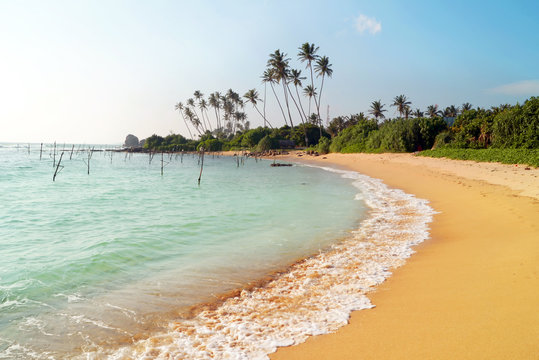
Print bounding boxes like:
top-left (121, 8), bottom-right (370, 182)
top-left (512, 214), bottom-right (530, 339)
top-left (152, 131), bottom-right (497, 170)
top-left (270, 153), bottom-right (539, 360)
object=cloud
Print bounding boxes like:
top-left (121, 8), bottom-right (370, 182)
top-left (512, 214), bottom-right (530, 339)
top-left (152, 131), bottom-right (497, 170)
top-left (355, 14), bottom-right (382, 35)
top-left (490, 80), bottom-right (539, 96)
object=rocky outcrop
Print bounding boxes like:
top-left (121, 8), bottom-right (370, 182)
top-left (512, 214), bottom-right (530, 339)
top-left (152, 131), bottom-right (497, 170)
top-left (123, 134), bottom-right (139, 147)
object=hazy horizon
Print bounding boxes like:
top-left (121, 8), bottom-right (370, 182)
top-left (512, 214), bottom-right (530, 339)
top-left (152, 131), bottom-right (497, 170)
top-left (1, 0), bottom-right (538, 144)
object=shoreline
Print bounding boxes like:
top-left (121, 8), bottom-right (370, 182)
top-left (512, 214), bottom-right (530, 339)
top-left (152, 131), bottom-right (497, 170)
top-left (270, 152), bottom-right (539, 359)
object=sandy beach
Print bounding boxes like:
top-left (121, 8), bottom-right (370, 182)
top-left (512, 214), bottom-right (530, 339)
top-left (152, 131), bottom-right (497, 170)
top-left (270, 153), bottom-right (539, 360)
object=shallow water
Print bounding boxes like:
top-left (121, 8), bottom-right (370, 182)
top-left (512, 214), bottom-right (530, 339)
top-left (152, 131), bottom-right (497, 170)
top-left (0, 144), bottom-right (367, 359)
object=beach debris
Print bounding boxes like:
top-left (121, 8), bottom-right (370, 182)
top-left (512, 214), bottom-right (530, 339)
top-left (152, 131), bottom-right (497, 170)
top-left (270, 163), bottom-right (293, 167)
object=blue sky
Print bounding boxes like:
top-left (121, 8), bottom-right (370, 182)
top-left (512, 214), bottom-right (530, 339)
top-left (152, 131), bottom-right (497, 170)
top-left (1, 0), bottom-right (538, 144)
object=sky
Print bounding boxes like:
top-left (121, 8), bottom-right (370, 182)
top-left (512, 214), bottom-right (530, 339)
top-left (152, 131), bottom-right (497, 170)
top-left (1, 0), bottom-right (538, 144)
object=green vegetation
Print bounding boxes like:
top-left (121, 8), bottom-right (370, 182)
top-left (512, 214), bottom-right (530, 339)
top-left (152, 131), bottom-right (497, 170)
top-left (417, 148), bottom-right (539, 167)
top-left (147, 37), bottom-right (536, 168)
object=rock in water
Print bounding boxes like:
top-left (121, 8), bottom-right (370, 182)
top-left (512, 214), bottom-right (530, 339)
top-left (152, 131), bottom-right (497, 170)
top-left (124, 134), bottom-right (139, 147)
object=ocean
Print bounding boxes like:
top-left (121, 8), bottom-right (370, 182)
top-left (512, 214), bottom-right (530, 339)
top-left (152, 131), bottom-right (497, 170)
top-left (0, 143), bottom-right (433, 359)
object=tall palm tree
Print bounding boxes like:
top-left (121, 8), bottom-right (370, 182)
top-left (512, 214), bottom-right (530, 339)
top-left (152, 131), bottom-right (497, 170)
top-left (391, 95), bottom-right (411, 118)
top-left (461, 102), bottom-right (473, 112)
top-left (262, 68), bottom-right (288, 127)
top-left (174, 102), bottom-right (193, 139)
top-left (426, 104), bottom-right (442, 118)
top-left (413, 108), bottom-right (424, 118)
top-left (303, 85), bottom-right (317, 120)
top-left (267, 49), bottom-right (294, 128)
top-left (209, 92), bottom-right (221, 130)
top-left (314, 55), bottom-right (333, 124)
top-left (289, 69), bottom-right (308, 121)
top-left (298, 42), bottom-right (320, 121)
top-left (287, 69), bottom-right (310, 144)
top-left (198, 98), bottom-right (212, 132)
top-left (369, 100), bottom-right (387, 121)
top-left (243, 89), bottom-right (272, 128)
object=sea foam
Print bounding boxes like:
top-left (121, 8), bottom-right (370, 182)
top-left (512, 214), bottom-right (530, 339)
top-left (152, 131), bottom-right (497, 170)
top-left (91, 165), bottom-right (435, 360)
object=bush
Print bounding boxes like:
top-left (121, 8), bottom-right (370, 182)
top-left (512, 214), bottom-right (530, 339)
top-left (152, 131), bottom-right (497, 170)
top-left (492, 97), bottom-right (539, 149)
top-left (256, 135), bottom-right (278, 152)
top-left (317, 137), bottom-right (330, 154)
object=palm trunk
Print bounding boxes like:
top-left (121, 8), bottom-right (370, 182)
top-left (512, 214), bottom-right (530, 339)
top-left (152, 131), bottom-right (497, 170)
top-left (179, 111), bottom-right (194, 139)
top-left (309, 62), bottom-right (321, 122)
top-left (317, 75), bottom-right (326, 138)
top-left (281, 82), bottom-right (294, 129)
top-left (286, 83), bottom-right (308, 145)
top-left (270, 82), bottom-right (288, 127)
top-left (254, 104), bottom-right (273, 129)
top-left (263, 83), bottom-right (267, 127)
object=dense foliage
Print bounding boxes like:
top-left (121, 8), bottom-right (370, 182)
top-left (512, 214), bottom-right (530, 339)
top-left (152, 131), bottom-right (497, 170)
top-left (143, 97), bottom-right (537, 167)
top-left (417, 148), bottom-right (539, 167)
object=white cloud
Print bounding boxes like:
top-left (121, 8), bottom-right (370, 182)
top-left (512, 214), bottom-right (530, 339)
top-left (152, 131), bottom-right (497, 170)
top-left (490, 80), bottom-right (539, 96)
top-left (355, 14), bottom-right (382, 35)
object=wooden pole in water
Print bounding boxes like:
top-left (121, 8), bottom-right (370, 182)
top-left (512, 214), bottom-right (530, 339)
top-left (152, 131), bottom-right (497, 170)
top-left (53, 142), bottom-right (57, 167)
top-left (40, 143), bottom-right (43, 160)
top-left (70, 144), bottom-right (74, 160)
top-left (161, 152), bottom-right (164, 176)
top-left (53, 152), bottom-right (64, 181)
top-left (198, 148), bottom-right (205, 185)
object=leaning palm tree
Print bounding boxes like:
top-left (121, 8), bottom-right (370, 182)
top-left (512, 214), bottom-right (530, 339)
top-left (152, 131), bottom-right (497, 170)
top-left (186, 98), bottom-right (205, 132)
top-left (369, 100), bottom-right (387, 121)
top-left (267, 49), bottom-right (294, 128)
top-left (413, 108), bottom-right (424, 118)
top-left (426, 104), bottom-right (442, 118)
top-left (298, 42), bottom-right (320, 120)
top-left (314, 55), bottom-right (333, 123)
top-left (391, 94), bottom-right (411, 118)
top-left (243, 89), bottom-right (272, 128)
top-left (262, 68), bottom-right (288, 127)
top-left (174, 102), bottom-right (193, 139)
top-left (184, 107), bottom-right (202, 136)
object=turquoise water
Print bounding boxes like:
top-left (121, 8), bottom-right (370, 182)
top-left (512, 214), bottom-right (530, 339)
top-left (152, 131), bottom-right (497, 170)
top-left (0, 144), bottom-right (365, 358)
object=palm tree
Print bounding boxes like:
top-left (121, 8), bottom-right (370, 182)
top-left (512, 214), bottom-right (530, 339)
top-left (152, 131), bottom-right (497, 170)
top-left (298, 42), bottom-right (320, 121)
top-left (267, 49), bottom-right (294, 128)
top-left (243, 89), bottom-right (272, 128)
top-left (426, 105), bottom-right (442, 118)
top-left (288, 69), bottom-right (310, 145)
top-left (262, 68), bottom-right (288, 127)
top-left (174, 102), bottom-right (193, 139)
top-left (413, 108), bottom-right (424, 118)
top-left (369, 100), bottom-right (387, 121)
top-left (303, 85), bottom-right (317, 120)
top-left (209, 92), bottom-right (221, 130)
top-left (444, 105), bottom-right (459, 118)
top-left (186, 98), bottom-right (205, 132)
top-left (391, 95), bottom-right (411, 118)
top-left (184, 107), bottom-right (202, 136)
top-left (314, 55), bottom-right (333, 124)
top-left (199, 98), bottom-right (212, 132)
top-left (403, 106), bottom-right (413, 120)
top-left (461, 102), bottom-right (473, 112)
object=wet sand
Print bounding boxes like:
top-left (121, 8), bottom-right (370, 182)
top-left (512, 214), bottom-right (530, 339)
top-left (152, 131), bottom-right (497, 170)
top-left (271, 153), bottom-right (539, 360)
